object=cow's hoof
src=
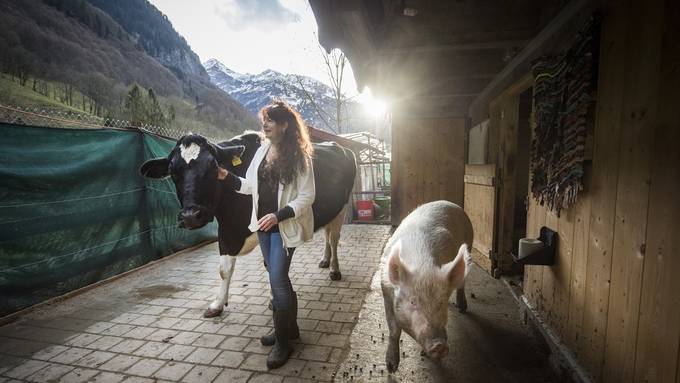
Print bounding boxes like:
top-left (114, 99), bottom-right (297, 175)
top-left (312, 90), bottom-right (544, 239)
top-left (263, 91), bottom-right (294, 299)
top-left (203, 307), bottom-right (223, 318)
top-left (318, 260), bottom-right (330, 268)
top-left (329, 271), bottom-right (342, 281)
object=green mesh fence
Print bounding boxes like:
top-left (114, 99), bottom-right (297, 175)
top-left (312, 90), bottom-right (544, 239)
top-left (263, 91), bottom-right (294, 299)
top-left (0, 123), bottom-right (217, 316)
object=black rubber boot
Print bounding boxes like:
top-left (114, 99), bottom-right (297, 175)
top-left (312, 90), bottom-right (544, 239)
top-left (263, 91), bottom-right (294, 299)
top-left (266, 309), bottom-right (294, 369)
top-left (261, 292), bottom-right (299, 346)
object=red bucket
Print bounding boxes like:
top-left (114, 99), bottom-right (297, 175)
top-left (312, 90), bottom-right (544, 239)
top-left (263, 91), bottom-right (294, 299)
top-left (356, 200), bottom-right (374, 221)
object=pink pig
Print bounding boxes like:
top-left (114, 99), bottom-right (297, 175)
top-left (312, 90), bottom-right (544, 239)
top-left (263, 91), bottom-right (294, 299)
top-left (381, 200), bottom-right (474, 372)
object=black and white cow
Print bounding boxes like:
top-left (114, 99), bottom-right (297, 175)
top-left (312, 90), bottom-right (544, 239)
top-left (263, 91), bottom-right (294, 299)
top-left (140, 131), bottom-right (357, 317)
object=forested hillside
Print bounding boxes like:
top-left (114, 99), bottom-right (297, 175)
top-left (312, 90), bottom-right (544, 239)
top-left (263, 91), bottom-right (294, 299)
top-left (0, 0), bottom-right (257, 139)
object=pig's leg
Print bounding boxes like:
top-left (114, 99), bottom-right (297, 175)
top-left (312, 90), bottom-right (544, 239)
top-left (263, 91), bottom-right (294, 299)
top-left (319, 239), bottom-right (331, 268)
top-left (382, 288), bottom-right (401, 372)
top-left (455, 282), bottom-right (468, 313)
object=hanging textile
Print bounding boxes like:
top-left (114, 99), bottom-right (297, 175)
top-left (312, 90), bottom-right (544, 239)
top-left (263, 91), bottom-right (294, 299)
top-left (530, 14), bottom-right (601, 215)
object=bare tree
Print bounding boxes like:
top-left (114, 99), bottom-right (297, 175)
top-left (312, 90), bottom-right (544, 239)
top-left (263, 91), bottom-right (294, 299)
top-left (294, 46), bottom-right (352, 134)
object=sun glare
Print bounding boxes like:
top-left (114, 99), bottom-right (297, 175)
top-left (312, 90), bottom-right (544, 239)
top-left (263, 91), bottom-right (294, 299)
top-left (359, 89), bottom-right (387, 117)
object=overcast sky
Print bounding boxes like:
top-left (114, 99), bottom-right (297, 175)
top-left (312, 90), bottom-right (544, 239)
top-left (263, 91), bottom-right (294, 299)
top-left (148, 0), bottom-right (362, 96)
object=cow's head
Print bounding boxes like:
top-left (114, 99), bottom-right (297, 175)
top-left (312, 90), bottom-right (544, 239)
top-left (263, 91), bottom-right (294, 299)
top-left (139, 134), bottom-right (244, 230)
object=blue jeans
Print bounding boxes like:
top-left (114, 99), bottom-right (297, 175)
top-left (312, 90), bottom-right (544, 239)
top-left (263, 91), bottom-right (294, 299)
top-left (257, 231), bottom-right (295, 310)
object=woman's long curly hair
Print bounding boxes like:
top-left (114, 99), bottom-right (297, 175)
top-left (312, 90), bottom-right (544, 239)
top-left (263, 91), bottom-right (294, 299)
top-left (260, 100), bottom-right (314, 185)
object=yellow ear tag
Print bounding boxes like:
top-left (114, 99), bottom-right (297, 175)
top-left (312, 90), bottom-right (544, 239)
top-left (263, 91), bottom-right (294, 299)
top-left (231, 156), bottom-right (242, 166)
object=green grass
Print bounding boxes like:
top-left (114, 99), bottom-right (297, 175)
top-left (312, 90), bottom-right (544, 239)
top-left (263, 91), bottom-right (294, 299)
top-left (0, 74), bottom-right (92, 114)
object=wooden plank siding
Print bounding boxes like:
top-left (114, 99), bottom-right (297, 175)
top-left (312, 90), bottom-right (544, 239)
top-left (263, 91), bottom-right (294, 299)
top-left (633, 0), bottom-right (680, 380)
top-left (516, 0), bottom-right (680, 381)
top-left (390, 116), bottom-right (466, 224)
top-left (602, 0), bottom-right (663, 381)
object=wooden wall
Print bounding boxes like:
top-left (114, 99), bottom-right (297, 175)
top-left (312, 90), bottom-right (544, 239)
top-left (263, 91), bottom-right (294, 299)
top-left (390, 116), bottom-right (466, 224)
top-left (523, 0), bottom-right (680, 381)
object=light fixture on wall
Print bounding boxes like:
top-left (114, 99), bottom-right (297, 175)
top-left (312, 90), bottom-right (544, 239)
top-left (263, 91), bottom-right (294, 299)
top-left (401, 0), bottom-right (418, 16)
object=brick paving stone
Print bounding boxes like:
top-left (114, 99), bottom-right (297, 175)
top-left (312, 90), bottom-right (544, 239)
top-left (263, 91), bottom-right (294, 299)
top-left (240, 326), bottom-right (270, 339)
top-left (170, 319), bottom-right (201, 331)
top-left (183, 347), bottom-right (220, 364)
top-left (212, 367), bottom-right (251, 383)
top-left (74, 350), bottom-right (116, 369)
top-left (180, 365), bottom-right (222, 383)
top-left (85, 322), bottom-right (116, 334)
top-left (125, 358), bottom-right (165, 377)
top-left (121, 377), bottom-right (155, 383)
top-left (267, 358), bottom-right (306, 378)
top-left (130, 315), bottom-right (158, 326)
top-left (217, 337), bottom-right (250, 351)
top-left (314, 321), bottom-right (343, 334)
top-left (30, 345), bottom-right (69, 361)
top-left (89, 371), bottom-right (127, 383)
top-left (124, 326), bottom-right (157, 340)
top-left (102, 324), bottom-right (135, 337)
top-left (25, 362), bottom-right (73, 382)
top-left (111, 313), bottom-right (141, 324)
top-left (239, 354), bottom-right (268, 372)
top-left (131, 341), bottom-right (170, 358)
top-left (99, 354), bottom-right (141, 372)
top-left (152, 361), bottom-right (193, 381)
top-left (168, 331), bottom-right (201, 345)
top-left (296, 331), bottom-right (321, 345)
top-left (3, 360), bottom-right (49, 380)
top-left (191, 333), bottom-right (225, 348)
top-left (154, 317), bottom-right (180, 329)
top-left (157, 344), bottom-right (196, 361)
top-left (146, 329), bottom-right (179, 342)
top-left (216, 323), bottom-right (247, 336)
top-left (58, 367), bottom-right (99, 383)
top-left (296, 344), bottom-right (332, 362)
top-left (243, 338), bottom-right (270, 355)
top-left (66, 333), bottom-right (101, 348)
top-left (223, 313), bottom-right (250, 324)
top-left (210, 350), bottom-right (245, 368)
top-left (248, 373), bottom-right (284, 383)
top-left (246, 314), bottom-right (271, 326)
top-left (108, 339), bottom-right (145, 354)
top-left (193, 321), bottom-right (224, 333)
top-left (49, 347), bottom-right (92, 364)
top-left (87, 336), bottom-right (124, 351)
top-left (307, 310), bottom-right (332, 321)
top-left (282, 377), bottom-right (315, 383)
top-left (317, 334), bottom-right (348, 348)
top-left (296, 319), bottom-right (318, 332)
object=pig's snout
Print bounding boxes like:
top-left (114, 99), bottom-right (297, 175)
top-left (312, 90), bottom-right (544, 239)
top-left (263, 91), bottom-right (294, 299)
top-left (426, 340), bottom-right (449, 360)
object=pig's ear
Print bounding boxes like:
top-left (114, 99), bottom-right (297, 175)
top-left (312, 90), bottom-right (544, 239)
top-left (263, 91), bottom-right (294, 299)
top-left (442, 244), bottom-right (472, 289)
top-left (387, 240), bottom-right (410, 285)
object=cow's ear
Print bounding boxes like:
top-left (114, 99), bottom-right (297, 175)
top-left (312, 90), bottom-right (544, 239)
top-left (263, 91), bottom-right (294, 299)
top-left (140, 158), bottom-right (170, 179)
top-left (214, 144), bottom-right (246, 167)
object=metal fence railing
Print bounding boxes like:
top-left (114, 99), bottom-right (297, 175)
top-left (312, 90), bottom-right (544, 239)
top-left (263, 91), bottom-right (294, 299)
top-left (0, 104), bottom-right (217, 142)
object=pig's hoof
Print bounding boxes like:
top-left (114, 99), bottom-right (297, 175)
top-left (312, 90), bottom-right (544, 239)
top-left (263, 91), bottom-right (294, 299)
top-left (329, 271), bottom-right (342, 281)
top-left (318, 260), bottom-right (330, 268)
top-left (203, 307), bottom-right (223, 318)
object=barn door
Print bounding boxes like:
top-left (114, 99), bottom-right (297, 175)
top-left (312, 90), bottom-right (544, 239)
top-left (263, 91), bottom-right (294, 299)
top-left (463, 164), bottom-right (499, 277)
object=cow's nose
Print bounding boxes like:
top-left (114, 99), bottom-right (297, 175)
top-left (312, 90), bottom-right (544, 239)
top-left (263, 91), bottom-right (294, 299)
top-left (178, 209), bottom-right (201, 228)
top-left (427, 342), bottom-right (449, 360)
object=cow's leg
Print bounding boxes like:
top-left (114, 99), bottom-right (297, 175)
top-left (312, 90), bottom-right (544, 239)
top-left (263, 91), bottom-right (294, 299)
top-left (325, 205), bottom-right (346, 281)
top-left (204, 255), bottom-right (237, 318)
top-left (318, 241), bottom-right (331, 269)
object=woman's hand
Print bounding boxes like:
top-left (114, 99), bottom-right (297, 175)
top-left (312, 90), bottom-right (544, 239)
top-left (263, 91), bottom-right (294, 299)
top-left (257, 213), bottom-right (278, 232)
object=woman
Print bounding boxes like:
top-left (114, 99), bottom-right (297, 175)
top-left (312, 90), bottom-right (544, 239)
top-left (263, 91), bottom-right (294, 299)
top-left (224, 100), bottom-right (315, 369)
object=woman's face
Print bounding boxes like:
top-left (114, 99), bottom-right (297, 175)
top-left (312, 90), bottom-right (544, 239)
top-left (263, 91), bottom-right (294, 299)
top-left (262, 116), bottom-right (288, 142)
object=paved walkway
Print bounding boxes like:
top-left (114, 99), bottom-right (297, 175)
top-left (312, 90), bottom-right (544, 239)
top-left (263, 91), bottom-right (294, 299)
top-left (0, 223), bottom-right (557, 383)
top-left (0, 225), bottom-right (391, 383)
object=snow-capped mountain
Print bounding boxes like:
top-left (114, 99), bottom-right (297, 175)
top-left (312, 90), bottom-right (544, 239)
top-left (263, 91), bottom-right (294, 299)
top-left (204, 58), bottom-right (362, 133)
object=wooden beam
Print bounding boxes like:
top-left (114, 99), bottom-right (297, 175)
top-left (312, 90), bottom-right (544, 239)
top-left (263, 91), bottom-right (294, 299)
top-left (468, 0), bottom-right (595, 124)
top-left (378, 39), bottom-right (531, 55)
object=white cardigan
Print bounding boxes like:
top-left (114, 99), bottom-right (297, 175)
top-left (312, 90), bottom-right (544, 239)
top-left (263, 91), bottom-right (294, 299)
top-left (235, 141), bottom-right (315, 247)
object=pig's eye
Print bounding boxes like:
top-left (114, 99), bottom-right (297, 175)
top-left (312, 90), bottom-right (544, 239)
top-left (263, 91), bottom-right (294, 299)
top-left (409, 298), bottom-right (417, 306)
